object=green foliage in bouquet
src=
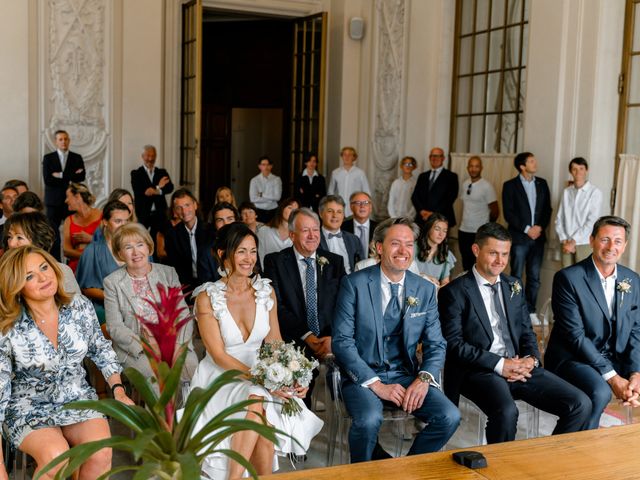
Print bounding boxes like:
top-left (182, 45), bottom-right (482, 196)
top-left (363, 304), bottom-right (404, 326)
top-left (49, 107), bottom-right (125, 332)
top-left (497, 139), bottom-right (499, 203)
top-left (35, 284), bottom-right (280, 480)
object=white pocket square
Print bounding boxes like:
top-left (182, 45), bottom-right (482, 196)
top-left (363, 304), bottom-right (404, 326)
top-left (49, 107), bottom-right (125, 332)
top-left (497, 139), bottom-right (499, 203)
top-left (409, 312), bottom-right (427, 318)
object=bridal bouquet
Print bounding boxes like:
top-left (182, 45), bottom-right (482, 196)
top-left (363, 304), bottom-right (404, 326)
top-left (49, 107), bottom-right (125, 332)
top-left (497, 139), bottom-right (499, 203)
top-left (251, 341), bottom-right (319, 416)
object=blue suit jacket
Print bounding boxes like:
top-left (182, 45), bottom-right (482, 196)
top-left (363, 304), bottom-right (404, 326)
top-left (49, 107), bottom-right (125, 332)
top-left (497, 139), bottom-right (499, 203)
top-left (545, 256), bottom-right (640, 376)
top-left (332, 265), bottom-right (446, 384)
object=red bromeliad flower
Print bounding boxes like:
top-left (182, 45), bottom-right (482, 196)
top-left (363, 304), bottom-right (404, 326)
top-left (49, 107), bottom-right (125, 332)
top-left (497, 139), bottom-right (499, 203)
top-left (136, 283), bottom-right (191, 369)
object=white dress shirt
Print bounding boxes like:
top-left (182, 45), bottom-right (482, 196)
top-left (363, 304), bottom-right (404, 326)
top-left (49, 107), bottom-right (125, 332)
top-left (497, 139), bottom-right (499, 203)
top-left (593, 258), bottom-right (618, 380)
top-left (257, 227), bottom-right (292, 266)
top-left (387, 175), bottom-right (417, 218)
top-left (519, 174), bottom-right (537, 231)
top-left (472, 266), bottom-right (509, 375)
top-left (322, 227), bottom-right (351, 273)
top-left (327, 165), bottom-right (371, 204)
top-left (555, 181), bottom-right (603, 245)
top-left (428, 166), bottom-right (444, 184)
top-left (353, 218), bottom-right (370, 257)
top-left (57, 149), bottom-right (68, 171)
top-left (249, 173), bottom-right (282, 210)
top-left (294, 247), bottom-right (318, 340)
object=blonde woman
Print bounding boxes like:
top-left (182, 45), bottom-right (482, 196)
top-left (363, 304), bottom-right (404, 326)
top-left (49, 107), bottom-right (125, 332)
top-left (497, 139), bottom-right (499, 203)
top-left (0, 246), bottom-right (133, 479)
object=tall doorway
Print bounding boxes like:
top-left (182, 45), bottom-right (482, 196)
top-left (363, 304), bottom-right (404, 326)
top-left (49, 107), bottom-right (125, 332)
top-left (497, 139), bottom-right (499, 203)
top-left (200, 11), bottom-right (293, 214)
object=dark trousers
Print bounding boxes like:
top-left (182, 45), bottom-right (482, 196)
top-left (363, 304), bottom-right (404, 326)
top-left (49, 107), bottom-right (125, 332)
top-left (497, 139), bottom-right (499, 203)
top-left (46, 203), bottom-right (70, 262)
top-left (341, 371), bottom-right (460, 463)
top-left (142, 209), bottom-right (167, 242)
top-left (256, 208), bottom-right (276, 224)
top-left (552, 360), bottom-right (618, 430)
top-left (510, 236), bottom-right (545, 313)
top-left (460, 368), bottom-right (591, 444)
top-left (458, 230), bottom-right (476, 272)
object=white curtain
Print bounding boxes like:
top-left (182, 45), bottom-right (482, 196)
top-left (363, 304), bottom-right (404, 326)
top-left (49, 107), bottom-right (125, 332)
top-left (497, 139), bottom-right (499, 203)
top-left (449, 152), bottom-right (516, 237)
top-left (614, 154), bottom-right (640, 271)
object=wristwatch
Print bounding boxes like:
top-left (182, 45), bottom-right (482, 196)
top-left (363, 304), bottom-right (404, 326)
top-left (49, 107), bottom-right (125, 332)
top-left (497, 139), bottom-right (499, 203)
top-left (525, 355), bottom-right (540, 368)
top-left (418, 371), bottom-right (439, 387)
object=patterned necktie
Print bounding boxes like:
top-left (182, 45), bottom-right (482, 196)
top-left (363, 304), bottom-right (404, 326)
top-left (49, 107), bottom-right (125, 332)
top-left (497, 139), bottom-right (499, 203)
top-left (486, 283), bottom-right (516, 357)
top-left (189, 230), bottom-right (197, 277)
top-left (303, 257), bottom-right (320, 336)
top-left (384, 282), bottom-right (401, 324)
top-left (328, 232), bottom-right (343, 239)
top-left (357, 225), bottom-right (368, 258)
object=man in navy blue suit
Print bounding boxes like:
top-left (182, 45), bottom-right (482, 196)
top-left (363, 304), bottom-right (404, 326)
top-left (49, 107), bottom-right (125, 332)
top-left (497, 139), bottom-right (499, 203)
top-left (332, 217), bottom-right (460, 463)
top-left (546, 216), bottom-right (640, 429)
top-left (439, 222), bottom-right (590, 444)
top-left (502, 152), bottom-right (551, 316)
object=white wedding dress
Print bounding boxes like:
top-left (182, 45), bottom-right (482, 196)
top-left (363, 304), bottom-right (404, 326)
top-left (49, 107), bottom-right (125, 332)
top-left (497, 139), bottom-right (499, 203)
top-left (189, 277), bottom-right (323, 480)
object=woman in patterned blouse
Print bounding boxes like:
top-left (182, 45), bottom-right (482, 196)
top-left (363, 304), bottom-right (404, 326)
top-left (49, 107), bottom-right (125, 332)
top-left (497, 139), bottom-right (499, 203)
top-left (0, 246), bottom-right (133, 480)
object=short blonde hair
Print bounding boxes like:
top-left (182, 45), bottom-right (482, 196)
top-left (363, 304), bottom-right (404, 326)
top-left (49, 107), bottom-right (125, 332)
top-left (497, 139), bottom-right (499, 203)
top-left (0, 246), bottom-right (72, 334)
top-left (340, 146), bottom-right (358, 158)
top-left (111, 222), bottom-right (155, 262)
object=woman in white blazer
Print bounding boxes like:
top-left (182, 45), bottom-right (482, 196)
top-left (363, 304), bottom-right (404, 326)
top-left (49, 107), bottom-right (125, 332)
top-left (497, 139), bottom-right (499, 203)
top-left (103, 223), bottom-right (198, 386)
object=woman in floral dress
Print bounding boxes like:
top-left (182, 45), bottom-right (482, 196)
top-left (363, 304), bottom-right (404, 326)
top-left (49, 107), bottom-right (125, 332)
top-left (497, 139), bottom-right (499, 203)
top-left (0, 246), bottom-right (133, 480)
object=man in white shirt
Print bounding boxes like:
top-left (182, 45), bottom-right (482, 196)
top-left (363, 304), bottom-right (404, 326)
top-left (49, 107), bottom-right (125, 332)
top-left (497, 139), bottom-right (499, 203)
top-left (546, 216), bottom-right (640, 429)
top-left (318, 195), bottom-right (364, 274)
top-left (343, 191), bottom-right (378, 259)
top-left (387, 156), bottom-right (417, 218)
top-left (459, 156), bottom-right (499, 271)
top-left (439, 222), bottom-right (590, 443)
top-left (327, 146), bottom-right (371, 205)
top-left (555, 157), bottom-right (603, 267)
top-left (249, 156), bottom-right (282, 223)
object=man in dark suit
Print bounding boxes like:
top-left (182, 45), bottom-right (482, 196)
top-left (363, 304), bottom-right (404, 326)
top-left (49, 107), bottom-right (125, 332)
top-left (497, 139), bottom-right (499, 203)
top-left (439, 222), bottom-right (590, 444)
top-left (545, 216), bottom-right (640, 429)
top-left (164, 188), bottom-right (212, 295)
top-left (264, 208), bottom-right (345, 404)
top-left (502, 152), bottom-right (552, 315)
top-left (411, 147), bottom-right (459, 227)
top-left (332, 217), bottom-right (460, 463)
top-left (42, 129), bottom-right (86, 260)
top-left (318, 195), bottom-right (363, 274)
top-left (131, 145), bottom-right (174, 238)
top-left (343, 191), bottom-right (378, 259)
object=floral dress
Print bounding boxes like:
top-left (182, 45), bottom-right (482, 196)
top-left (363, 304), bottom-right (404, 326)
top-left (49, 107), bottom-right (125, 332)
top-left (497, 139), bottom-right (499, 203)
top-left (0, 295), bottom-right (122, 447)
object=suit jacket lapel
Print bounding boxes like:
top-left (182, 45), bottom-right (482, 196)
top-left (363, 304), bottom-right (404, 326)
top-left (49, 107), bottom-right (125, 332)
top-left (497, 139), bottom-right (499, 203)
top-left (284, 248), bottom-right (306, 309)
top-left (463, 272), bottom-right (494, 341)
top-left (584, 261), bottom-right (612, 321)
top-left (514, 178), bottom-right (532, 222)
top-left (319, 232), bottom-right (329, 252)
top-left (402, 274), bottom-right (416, 348)
top-left (368, 266), bottom-right (384, 360)
top-left (499, 276), bottom-right (518, 346)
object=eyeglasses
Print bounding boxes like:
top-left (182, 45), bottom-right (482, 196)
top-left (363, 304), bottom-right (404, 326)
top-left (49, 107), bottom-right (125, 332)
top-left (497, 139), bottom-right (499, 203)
top-left (402, 162), bottom-right (415, 167)
top-left (467, 184), bottom-right (473, 195)
top-left (351, 200), bottom-right (371, 207)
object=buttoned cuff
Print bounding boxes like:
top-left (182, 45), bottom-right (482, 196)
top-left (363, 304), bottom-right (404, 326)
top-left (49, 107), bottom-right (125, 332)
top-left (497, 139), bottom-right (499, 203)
top-left (602, 369), bottom-right (617, 381)
top-left (493, 358), bottom-right (506, 376)
top-left (362, 376), bottom-right (380, 388)
top-left (301, 331), bottom-right (312, 341)
top-left (524, 225), bottom-right (531, 234)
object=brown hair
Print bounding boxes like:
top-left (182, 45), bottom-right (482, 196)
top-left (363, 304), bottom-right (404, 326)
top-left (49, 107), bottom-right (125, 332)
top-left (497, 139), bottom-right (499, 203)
top-left (0, 246), bottom-right (72, 334)
top-left (3, 212), bottom-right (55, 251)
top-left (111, 223), bottom-right (155, 262)
top-left (67, 182), bottom-right (96, 206)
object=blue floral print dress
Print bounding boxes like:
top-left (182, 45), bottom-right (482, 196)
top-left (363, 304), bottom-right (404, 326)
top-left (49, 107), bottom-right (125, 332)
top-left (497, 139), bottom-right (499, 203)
top-left (0, 295), bottom-right (122, 447)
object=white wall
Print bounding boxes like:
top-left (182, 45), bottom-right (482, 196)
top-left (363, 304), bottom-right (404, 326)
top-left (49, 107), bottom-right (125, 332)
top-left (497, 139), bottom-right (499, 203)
top-left (0, 1), bottom-right (31, 184)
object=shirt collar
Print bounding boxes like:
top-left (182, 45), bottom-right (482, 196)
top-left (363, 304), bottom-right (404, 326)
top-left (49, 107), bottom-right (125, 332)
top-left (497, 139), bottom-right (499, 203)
top-left (519, 174), bottom-right (536, 184)
top-left (353, 218), bottom-right (370, 229)
top-left (303, 169), bottom-right (318, 178)
top-left (472, 265), bottom-right (501, 289)
top-left (184, 217), bottom-right (198, 234)
top-left (57, 149), bottom-right (67, 157)
top-left (322, 226), bottom-right (340, 236)
top-left (431, 166), bottom-right (444, 174)
top-left (294, 246), bottom-right (316, 261)
top-left (381, 268), bottom-right (405, 289)
top-left (592, 257), bottom-right (617, 283)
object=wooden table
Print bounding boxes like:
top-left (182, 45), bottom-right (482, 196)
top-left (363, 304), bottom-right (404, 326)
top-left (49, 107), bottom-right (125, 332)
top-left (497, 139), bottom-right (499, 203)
top-left (262, 424), bottom-right (640, 480)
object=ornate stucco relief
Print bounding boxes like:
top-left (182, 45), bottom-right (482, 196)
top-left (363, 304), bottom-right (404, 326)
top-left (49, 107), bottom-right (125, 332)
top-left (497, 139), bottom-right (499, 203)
top-left (45, 0), bottom-right (108, 202)
top-left (372, 0), bottom-right (407, 217)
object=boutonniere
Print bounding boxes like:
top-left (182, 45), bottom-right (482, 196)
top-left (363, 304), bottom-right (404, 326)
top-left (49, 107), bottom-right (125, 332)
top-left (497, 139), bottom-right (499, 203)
top-left (316, 256), bottom-right (329, 274)
top-left (617, 278), bottom-right (632, 307)
top-left (510, 281), bottom-right (522, 299)
top-left (406, 296), bottom-right (419, 308)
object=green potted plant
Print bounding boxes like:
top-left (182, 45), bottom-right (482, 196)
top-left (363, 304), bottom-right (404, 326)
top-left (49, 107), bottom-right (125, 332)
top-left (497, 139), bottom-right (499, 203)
top-left (36, 284), bottom-right (281, 479)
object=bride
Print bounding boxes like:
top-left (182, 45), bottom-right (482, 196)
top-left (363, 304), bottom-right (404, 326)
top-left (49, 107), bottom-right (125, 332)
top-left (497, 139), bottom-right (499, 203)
top-left (190, 222), bottom-right (323, 479)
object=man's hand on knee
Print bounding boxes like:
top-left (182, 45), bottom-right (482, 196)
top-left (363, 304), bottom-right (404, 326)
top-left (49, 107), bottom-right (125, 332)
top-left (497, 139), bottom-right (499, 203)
top-left (369, 381), bottom-right (406, 406)
top-left (402, 379), bottom-right (429, 414)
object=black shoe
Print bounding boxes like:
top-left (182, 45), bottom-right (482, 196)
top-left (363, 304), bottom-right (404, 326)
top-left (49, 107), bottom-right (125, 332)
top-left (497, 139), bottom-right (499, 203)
top-left (371, 442), bottom-right (393, 460)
